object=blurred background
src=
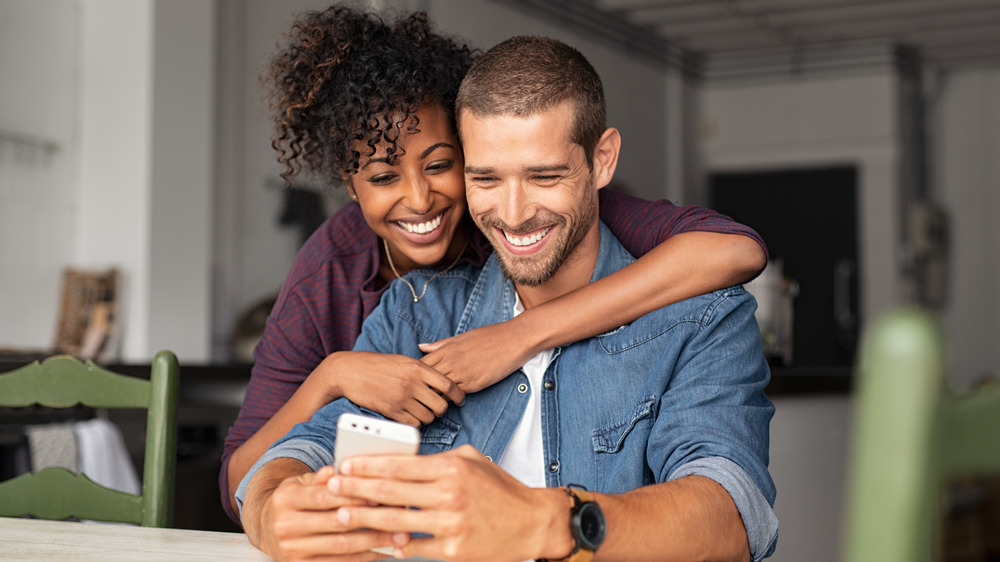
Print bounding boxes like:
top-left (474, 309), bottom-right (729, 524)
top-left (1, 0), bottom-right (998, 559)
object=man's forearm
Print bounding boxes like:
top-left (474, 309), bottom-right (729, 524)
top-left (595, 476), bottom-right (750, 562)
top-left (241, 457), bottom-right (312, 547)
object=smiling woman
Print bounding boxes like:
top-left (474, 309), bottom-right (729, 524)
top-left (220, 4), bottom-right (769, 525)
top-left (345, 104), bottom-right (469, 277)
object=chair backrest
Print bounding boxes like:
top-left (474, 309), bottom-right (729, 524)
top-left (843, 307), bottom-right (1000, 561)
top-left (0, 351), bottom-right (178, 527)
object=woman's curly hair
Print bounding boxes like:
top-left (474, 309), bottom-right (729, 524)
top-left (265, 6), bottom-right (478, 186)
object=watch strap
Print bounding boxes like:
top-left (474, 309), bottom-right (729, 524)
top-left (537, 486), bottom-right (599, 562)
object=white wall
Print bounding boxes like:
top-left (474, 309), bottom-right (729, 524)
top-left (0, 0), bottom-right (214, 363)
top-left (769, 395), bottom-right (853, 562)
top-left (76, 0), bottom-right (214, 363)
top-left (147, 0), bottom-right (215, 361)
top-left (935, 69), bottom-right (1000, 390)
top-left (0, 0), bottom-right (79, 351)
top-left (75, 0), bottom-right (155, 362)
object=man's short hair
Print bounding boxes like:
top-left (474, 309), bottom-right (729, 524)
top-left (456, 35), bottom-right (607, 167)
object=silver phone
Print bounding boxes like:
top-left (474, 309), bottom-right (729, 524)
top-left (333, 413), bottom-right (420, 474)
top-left (333, 413), bottom-right (420, 556)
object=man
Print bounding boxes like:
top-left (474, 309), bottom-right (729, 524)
top-left (238, 35), bottom-right (778, 562)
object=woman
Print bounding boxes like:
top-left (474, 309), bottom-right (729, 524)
top-left (221, 5), bottom-right (767, 521)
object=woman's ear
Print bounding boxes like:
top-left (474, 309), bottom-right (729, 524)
top-left (592, 128), bottom-right (621, 190)
top-left (344, 178), bottom-right (358, 202)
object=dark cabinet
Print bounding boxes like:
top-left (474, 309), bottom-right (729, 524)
top-left (712, 166), bottom-right (860, 368)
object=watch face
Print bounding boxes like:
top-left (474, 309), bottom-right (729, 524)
top-left (578, 503), bottom-right (606, 549)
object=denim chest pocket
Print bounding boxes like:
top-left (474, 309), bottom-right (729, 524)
top-left (591, 396), bottom-right (656, 492)
top-left (418, 417), bottom-right (461, 455)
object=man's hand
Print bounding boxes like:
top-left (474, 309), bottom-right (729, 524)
top-left (327, 445), bottom-right (574, 562)
top-left (243, 460), bottom-right (408, 561)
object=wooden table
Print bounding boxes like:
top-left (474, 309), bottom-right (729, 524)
top-left (0, 517), bottom-right (272, 561)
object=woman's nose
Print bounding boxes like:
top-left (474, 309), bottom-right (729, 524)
top-left (403, 175), bottom-right (432, 214)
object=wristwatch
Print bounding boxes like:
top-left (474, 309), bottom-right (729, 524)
top-left (542, 484), bottom-right (606, 562)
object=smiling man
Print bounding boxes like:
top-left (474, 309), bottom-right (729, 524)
top-left (237, 35), bottom-right (778, 562)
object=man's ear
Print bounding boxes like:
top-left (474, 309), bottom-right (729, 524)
top-left (591, 128), bottom-right (621, 190)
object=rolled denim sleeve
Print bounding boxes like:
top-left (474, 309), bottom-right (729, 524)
top-left (670, 457), bottom-right (779, 561)
top-left (647, 287), bottom-right (778, 558)
top-left (233, 397), bottom-right (365, 517)
top-left (234, 438), bottom-right (334, 516)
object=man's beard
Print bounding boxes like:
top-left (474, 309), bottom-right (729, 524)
top-left (478, 185), bottom-right (598, 287)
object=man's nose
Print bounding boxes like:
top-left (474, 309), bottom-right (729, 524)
top-left (497, 181), bottom-right (531, 229)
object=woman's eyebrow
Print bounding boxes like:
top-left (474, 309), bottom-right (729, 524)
top-left (420, 142), bottom-right (454, 159)
top-left (360, 142), bottom-right (455, 170)
top-left (360, 156), bottom-right (391, 170)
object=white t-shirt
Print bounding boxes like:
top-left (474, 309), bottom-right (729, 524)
top-left (497, 292), bottom-right (554, 488)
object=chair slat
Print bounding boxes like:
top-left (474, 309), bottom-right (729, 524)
top-left (0, 356), bottom-right (149, 409)
top-left (0, 467), bottom-right (143, 523)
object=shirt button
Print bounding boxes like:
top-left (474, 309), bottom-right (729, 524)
top-left (548, 461), bottom-right (559, 473)
top-left (517, 383), bottom-right (528, 393)
top-left (485, 456), bottom-right (493, 463)
top-left (543, 379), bottom-right (555, 391)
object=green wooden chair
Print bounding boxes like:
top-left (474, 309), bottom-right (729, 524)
top-left (0, 351), bottom-right (179, 527)
top-left (843, 307), bottom-right (1000, 561)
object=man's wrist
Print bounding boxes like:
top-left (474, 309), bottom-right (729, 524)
top-left (531, 487), bottom-right (576, 561)
top-left (240, 474), bottom-right (270, 547)
top-left (538, 486), bottom-right (607, 562)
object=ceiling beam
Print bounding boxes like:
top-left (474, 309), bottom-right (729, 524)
top-left (490, 0), bottom-right (699, 73)
top-left (655, 5), bottom-right (1000, 45)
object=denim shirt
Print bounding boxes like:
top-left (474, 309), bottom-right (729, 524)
top-left (237, 222), bottom-right (779, 560)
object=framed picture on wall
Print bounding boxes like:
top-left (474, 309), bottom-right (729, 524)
top-left (53, 268), bottom-right (120, 362)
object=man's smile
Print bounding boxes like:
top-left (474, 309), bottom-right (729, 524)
top-left (502, 226), bottom-right (553, 247)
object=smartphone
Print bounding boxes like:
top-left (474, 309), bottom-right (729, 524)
top-left (333, 414), bottom-right (420, 556)
top-left (333, 413), bottom-right (420, 474)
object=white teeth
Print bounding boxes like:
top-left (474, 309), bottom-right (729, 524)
top-left (399, 213), bottom-right (443, 234)
top-left (504, 226), bottom-right (551, 247)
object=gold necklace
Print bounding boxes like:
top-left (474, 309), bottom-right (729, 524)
top-left (383, 237), bottom-right (469, 303)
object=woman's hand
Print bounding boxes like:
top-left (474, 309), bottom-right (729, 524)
top-left (419, 317), bottom-right (537, 393)
top-left (320, 351), bottom-right (465, 427)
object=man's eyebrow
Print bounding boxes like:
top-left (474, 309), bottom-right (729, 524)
top-left (465, 165), bottom-right (495, 175)
top-left (526, 164), bottom-right (571, 173)
top-left (465, 163), bottom-right (572, 175)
